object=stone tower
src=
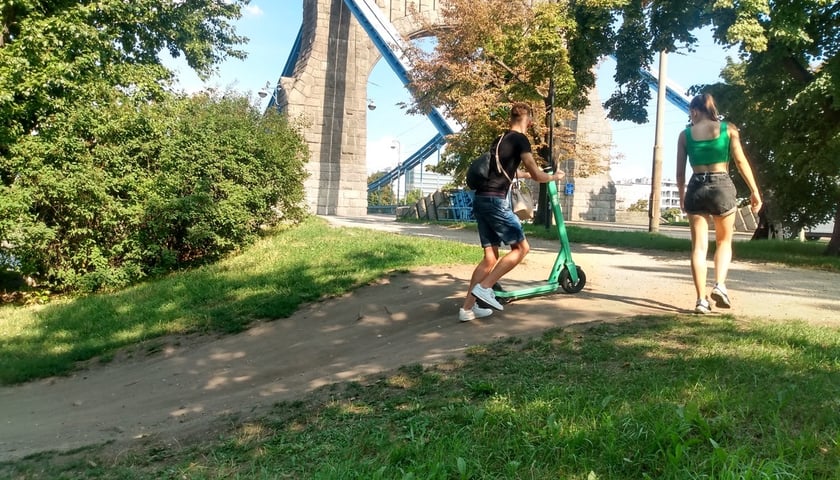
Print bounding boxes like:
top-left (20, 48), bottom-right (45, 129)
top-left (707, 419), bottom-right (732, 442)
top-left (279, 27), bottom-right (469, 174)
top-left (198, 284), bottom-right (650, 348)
top-left (273, 0), bottom-right (444, 216)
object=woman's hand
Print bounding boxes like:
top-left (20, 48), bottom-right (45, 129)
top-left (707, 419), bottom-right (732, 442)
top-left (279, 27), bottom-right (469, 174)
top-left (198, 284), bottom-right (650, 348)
top-left (750, 192), bottom-right (762, 214)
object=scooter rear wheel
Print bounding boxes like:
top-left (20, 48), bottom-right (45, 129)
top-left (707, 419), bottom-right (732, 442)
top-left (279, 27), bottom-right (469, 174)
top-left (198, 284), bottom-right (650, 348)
top-left (560, 266), bottom-right (586, 293)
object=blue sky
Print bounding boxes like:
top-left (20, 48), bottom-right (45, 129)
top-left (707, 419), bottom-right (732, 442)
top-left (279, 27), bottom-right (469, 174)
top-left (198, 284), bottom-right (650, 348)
top-left (163, 2), bottom-right (738, 181)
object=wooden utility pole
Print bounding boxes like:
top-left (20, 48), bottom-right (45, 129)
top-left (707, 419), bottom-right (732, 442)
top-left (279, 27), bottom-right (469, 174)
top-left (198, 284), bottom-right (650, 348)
top-left (649, 51), bottom-right (667, 233)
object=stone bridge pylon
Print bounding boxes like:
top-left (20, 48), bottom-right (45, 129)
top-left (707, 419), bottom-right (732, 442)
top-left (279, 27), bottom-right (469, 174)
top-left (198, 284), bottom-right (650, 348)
top-left (273, 0), bottom-right (444, 216)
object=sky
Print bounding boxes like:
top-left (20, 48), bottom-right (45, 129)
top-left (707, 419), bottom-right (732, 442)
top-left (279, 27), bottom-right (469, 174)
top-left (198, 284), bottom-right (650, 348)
top-left (163, 2), bottom-right (739, 182)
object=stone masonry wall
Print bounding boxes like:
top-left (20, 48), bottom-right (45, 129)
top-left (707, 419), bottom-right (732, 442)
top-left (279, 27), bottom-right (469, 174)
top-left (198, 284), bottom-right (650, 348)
top-left (560, 86), bottom-right (616, 222)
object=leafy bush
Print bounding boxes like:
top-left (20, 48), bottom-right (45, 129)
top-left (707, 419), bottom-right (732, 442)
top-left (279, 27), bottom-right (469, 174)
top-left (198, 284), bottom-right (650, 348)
top-left (661, 207), bottom-right (683, 223)
top-left (627, 198), bottom-right (648, 212)
top-left (0, 92), bottom-right (308, 293)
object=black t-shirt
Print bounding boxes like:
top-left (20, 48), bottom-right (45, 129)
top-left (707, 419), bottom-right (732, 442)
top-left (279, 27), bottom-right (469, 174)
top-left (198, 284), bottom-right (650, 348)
top-left (476, 130), bottom-right (532, 197)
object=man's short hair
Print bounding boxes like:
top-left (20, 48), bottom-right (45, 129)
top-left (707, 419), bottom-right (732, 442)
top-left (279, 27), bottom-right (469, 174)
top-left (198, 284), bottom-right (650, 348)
top-left (510, 102), bottom-right (532, 123)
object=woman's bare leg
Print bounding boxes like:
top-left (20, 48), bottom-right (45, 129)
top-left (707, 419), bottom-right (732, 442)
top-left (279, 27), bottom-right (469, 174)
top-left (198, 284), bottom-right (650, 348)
top-left (712, 212), bottom-right (736, 288)
top-left (688, 214), bottom-right (710, 300)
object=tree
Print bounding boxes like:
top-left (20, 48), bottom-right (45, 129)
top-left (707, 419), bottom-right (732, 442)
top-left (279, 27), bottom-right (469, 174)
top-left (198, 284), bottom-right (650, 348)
top-left (404, 188), bottom-right (425, 206)
top-left (367, 172), bottom-right (396, 206)
top-left (627, 199), bottom-right (648, 212)
top-left (406, 0), bottom-right (620, 223)
top-left (418, 1), bottom-right (840, 253)
top-left (700, 3), bottom-right (840, 254)
top-left (0, 0), bottom-right (317, 291)
top-left (0, 0), bottom-right (247, 163)
top-left (1, 92), bottom-right (309, 292)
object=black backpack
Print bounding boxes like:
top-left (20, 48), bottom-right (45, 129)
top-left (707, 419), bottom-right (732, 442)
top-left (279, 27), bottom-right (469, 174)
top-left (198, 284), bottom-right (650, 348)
top-left (465, 134), bottom-right (507, 190)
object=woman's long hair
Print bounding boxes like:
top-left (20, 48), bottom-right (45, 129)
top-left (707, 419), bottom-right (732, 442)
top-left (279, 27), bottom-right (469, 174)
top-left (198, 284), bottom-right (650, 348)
top-left (689, 93), bottom-right (720, 121)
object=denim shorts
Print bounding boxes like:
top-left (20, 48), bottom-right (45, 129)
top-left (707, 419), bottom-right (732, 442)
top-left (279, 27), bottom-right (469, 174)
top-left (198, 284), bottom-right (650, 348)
top-left (684, 172), bottom-right (737, 216)
top-left (472, 194), bottom-right (526, 247)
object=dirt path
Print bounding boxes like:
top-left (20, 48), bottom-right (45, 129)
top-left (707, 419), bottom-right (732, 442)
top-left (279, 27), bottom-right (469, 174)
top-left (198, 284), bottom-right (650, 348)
top-left (1, 217), bottom-right (838, 462)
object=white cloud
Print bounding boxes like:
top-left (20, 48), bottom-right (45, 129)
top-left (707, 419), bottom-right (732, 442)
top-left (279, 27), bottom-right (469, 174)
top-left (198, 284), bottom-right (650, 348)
top-left (243, 4), bottom-right (264, 17)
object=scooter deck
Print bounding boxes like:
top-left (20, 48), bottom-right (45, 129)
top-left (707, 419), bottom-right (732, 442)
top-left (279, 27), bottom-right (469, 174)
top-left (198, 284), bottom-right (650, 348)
top-left (494, 280), bottom-right (560, 302)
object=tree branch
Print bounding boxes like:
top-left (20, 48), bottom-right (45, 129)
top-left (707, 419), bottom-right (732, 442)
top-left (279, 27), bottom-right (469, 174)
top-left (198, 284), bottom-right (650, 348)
top-left (483, 53), bottom-right (548, 98)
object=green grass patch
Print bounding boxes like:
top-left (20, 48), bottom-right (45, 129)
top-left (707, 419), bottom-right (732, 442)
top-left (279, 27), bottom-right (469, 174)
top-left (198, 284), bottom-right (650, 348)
top-left (0, 217), bottom-right (477, 385)
top-left (6, 318), bottom-right (839, 478)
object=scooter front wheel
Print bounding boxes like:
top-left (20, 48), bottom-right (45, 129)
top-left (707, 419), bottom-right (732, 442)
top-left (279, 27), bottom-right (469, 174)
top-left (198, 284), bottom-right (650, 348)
top-left (560, 266), bottom-right (586, 293)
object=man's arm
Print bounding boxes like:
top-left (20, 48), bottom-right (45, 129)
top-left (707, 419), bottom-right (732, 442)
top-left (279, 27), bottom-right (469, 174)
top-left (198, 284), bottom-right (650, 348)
top-left (520, 152), bottom-right (564, 183)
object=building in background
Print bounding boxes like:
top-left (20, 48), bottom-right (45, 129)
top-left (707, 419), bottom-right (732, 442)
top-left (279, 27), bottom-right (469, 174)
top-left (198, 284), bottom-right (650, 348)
top-left (405, 167), bottom-right (453, 196)
top-left (614, 178), bottom-right (680, 211)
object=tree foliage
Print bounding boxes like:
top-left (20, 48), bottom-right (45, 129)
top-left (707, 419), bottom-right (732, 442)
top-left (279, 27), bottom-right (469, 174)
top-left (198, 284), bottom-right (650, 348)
top-left (627, 198), bottom-right (649, 212)
top-left (367, 171), bottom-right (396, 206)
top-left (700, 1), bottom-right (839, 253)
top-left (597, 0), bottom-right (839, 252)
top-left (409, 0), bottom-right (839, 252)
top-left (406, 0), bottom-right (620, 185)
top-left (0, 0), bottom-right (315, 291)
top-left (1, 93), bottom-right (308, 292)
top-left (0, 0), bottom-right (247, 160)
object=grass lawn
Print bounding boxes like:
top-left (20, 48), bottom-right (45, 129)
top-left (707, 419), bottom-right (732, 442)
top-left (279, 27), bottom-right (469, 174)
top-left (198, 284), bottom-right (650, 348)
top-left (1, 216), bottom-right (838, 478)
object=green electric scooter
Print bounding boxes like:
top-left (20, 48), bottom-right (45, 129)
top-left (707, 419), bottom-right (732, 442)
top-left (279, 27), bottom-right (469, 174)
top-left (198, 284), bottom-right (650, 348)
top-left (486, 176), bottom-right (586, 304)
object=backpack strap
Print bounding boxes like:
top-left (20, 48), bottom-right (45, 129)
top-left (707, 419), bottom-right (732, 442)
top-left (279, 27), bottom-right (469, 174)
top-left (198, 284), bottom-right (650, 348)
top-left (494, 132), bottom-right (513, 183)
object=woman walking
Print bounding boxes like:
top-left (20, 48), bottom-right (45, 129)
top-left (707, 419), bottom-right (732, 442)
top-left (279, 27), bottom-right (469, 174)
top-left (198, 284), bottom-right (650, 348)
top-left (676, 93), bottom-right (762, 314)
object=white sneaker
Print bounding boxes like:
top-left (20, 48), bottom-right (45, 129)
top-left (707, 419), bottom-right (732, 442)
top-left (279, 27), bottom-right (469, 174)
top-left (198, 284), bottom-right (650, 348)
top-left (471, 284), bottom-right (504, 310)
top-left (695, 298), bottom-right (712, 314)
top-left (710, 284), bottom-right (731, 309)
top-left (458, 305), bottom-right (493, 322)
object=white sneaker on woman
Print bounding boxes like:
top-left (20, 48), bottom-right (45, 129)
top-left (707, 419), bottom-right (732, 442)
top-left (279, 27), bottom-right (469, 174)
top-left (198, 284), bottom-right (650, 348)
top-left (710, 284), bottom-right (731, 308)
top-left (695, 298), bottom-right (712, 314)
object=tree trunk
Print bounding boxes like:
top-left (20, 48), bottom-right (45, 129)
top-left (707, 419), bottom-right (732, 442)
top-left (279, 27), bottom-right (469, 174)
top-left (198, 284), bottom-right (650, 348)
top-left (1, 4), bottom-right (15, 48)
top-left (535, 183), bottom-right (549, 226)
top-left (824, 202), bottom-right (840, 256)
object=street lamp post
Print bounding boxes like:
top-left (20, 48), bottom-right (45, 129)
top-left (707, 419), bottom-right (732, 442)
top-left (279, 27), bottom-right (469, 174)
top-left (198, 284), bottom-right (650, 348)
top-left (391, 140), bottom-right (401, 205)
top-left (649, 50), bottom-right (667, 233)
top-left (258, 80), bottom-right (284, 111)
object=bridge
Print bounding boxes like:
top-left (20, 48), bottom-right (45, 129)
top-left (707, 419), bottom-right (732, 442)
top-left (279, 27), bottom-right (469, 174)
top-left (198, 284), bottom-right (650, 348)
top-left (273, 0), bottom-right (690, 219)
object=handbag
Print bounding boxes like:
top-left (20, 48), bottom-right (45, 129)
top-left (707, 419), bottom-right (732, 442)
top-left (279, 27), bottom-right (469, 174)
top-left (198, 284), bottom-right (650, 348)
top-left (510, 180), bottom-right (533, 220)
top-left (491, 137), bottom-right (532, 220)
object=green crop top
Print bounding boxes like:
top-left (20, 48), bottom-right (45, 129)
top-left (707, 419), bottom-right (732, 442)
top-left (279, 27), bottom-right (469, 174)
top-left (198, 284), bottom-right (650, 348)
top-left (685, 121), bottom-right (730, 166)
